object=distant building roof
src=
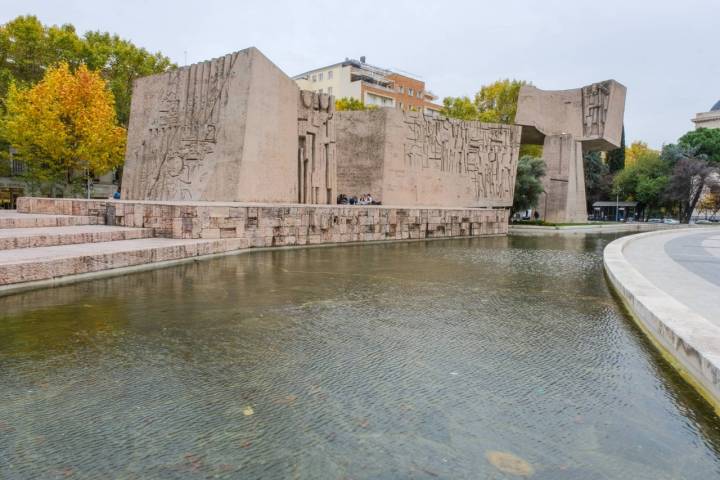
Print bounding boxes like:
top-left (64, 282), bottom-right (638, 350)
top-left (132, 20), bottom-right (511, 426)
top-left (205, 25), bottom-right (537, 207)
top-left (593, 201), bottom-right (638, 208)
top-left (711, 100), bottom-right (720, 112)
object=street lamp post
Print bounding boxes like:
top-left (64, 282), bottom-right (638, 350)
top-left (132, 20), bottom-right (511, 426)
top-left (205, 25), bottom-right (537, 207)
top-left (615, 192), bottom-right (619, 222)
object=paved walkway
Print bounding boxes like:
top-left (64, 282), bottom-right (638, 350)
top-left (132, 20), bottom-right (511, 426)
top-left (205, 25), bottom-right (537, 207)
top-left (604, 227), bottom-right (720, 408)
top-left (623, 228), bottom-right (720, 324)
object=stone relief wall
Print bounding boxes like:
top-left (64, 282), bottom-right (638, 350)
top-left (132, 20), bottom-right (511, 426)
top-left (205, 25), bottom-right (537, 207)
top-left (401, 111), bottom-right (520, 205)
top-left (581, 81), bottom-right (611, 139)
top-left (121, 46), bottom-right (520, 211)
top-left (336, 109), bottom-right (520, 208)
top-left (298, 91), bottom-right (337, 204)
top-left (129, 53), bottom-right (239, 201)
top-left (122, 47), bottom-right (300, 204)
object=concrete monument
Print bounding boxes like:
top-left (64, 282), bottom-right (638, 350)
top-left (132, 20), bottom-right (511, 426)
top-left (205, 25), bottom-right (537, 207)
top-left (515, 80), bottom-right (626, 223)
top-left (336, 109), bottom-right (520, 208)
top-left (121, 47), bottom-right (336, 205)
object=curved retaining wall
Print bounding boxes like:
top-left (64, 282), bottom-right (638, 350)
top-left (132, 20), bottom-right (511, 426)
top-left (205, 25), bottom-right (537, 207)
top-left (604, 230), bottom-right (720, 409)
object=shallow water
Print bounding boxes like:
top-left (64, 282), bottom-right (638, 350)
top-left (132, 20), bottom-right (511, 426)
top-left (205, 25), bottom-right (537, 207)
top-left (1, 234), bottom-right (719, 479)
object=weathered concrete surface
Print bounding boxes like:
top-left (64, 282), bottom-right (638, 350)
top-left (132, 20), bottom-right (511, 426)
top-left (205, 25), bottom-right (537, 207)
top-left (0, 225), bottom-right (153, 249)
top-left (604, 228), bottom-right (720, 409)
top-left (121, 48), bottom-right (336, 204)
top-left (18, 198), bottom-right (509, 245)
top-left (516, 80), bottom-right (626, 223)
top-left (516, 81), bottom-right (626, 149)
top-left (336, 109), bottom-right (520, 208)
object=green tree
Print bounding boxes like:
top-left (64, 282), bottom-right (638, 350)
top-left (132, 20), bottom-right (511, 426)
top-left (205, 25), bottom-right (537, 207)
top-left (475, 79), bottom-right (528, 124)
top-left (2, 63), bottom-right (126, 196)
top-left (82, 31), bottom-right (174, 127)
top-left (613, 146), bottom-right (669, 219)
top-left (0, 16), bottom-right (84, 110)
top-left (584, 151), bottom-right (612, 211)
top-left (607, 126), bottom-right (625, 172)
top-left (442, 79), bottom-right (529, 124)
top-left (678, 128), bottom-right (720, 164)
top-left (335, 97), bottom-right (375, 111)
top-left (512, 155), bottom-right (545, 217)
top-left (662, 145), bottom-right (719, 223)
top-left (0, 15), bottom-right (173, 127)
top-left (625, 140), bottom-right (659, 167)
top-left (440, 96), bottom-right (478, 120)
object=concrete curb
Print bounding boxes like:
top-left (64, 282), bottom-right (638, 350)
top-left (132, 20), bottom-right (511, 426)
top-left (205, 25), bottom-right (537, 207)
top-left (511, 223), bottom-right (684, 235)
top-left (603, 229), bottom-right (720, 410)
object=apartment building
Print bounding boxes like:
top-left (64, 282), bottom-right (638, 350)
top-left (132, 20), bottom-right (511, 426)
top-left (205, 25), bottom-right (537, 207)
top-left (293, 57), bottom-right (442, 115)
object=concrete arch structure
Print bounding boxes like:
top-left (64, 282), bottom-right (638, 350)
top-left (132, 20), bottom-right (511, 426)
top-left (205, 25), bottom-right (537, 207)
top-left (515, 80), bottom-right (626, 223)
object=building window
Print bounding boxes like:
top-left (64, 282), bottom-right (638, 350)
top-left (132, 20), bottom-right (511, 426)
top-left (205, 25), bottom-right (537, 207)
top-left (312, 75), bottom-right (317, 82)
top-left (318, 72), bottom-right (323, 81)
top-left (408, 88), bottom-right (414, 96)
top-left (328, 70), bottom-right (333, 80)
top-left (399, 86), bottom-right (404, 94)
top-left (398, 101), bottom-right (403, 109)
top-left (328, 86), bottom-right (333, 94)
top-left (417, 90), bottom-right (422, 98)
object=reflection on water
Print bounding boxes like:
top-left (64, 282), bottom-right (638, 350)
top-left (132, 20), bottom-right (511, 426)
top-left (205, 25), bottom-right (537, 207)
top-left (1, 234), bottom-right (720, 479)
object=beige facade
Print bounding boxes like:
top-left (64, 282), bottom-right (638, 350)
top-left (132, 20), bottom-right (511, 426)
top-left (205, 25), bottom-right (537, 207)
top-left (692, 101), bottom-right (720, 129)
top-left (293, 58), bottom-right (442, 115)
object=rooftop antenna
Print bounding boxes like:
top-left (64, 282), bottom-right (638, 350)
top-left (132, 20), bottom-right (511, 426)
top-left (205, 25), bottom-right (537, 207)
top-left (184, 50), bottom-right (187, 66)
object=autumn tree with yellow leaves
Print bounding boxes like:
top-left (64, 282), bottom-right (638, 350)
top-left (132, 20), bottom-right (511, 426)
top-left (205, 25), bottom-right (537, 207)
top-left (2, 62), bottom-right (126, 195)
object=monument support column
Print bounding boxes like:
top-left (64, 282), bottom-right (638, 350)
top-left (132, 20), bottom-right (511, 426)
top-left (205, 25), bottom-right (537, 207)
top-left (538, 134), bottom-right (587, 223)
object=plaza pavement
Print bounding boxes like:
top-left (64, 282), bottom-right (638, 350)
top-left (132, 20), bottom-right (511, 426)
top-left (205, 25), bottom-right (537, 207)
top-left (604, 227), bottom-right (720, 408)
top-left (624, 229), bottom-right (720, 324)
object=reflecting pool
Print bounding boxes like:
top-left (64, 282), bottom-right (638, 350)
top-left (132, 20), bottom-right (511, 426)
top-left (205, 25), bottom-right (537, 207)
top-left (1, 234), bottom-right (720, 479)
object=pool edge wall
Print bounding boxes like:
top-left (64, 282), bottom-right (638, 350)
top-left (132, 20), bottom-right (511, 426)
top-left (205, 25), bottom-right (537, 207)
top-left (16, 197), bottom-right (510, 244)
top-left (603, 231), bottom-right (720, 413)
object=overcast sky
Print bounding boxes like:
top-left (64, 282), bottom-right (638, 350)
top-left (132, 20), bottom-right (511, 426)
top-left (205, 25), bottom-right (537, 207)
top-left (2, 0), bottom-right (718, 148)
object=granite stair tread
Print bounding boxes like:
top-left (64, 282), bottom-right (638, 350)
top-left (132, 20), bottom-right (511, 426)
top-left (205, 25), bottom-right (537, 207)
top-left (0, 211), bottom-right (100, 229)
top-left (0, 238), bottom-right (223, 264)
top-left (0, 225), bottom-right (154, 250)
top-left (0, 237), bottom-right (246, 287)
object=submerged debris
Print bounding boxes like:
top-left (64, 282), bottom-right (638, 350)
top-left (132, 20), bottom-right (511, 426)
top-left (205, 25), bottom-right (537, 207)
top-left (485, 450), bottom-right (534, 477)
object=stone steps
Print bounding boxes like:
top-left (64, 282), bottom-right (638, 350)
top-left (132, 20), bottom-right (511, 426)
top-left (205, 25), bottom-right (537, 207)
top-left (0, 225), bottom-right (155, 250)
top-left (0, 211), bottom-right (101, 229)
top-left (0, 237), bottom-right (247, 287)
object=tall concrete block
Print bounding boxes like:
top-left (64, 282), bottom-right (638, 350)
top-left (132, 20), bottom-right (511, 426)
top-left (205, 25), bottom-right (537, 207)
top-left (121, 48), bottom-right (336, 204)
top-left (539, 135), bottom-right (587, 223)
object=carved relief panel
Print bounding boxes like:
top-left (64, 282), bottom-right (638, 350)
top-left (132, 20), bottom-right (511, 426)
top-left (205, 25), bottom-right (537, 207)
top-left (298, 91), bottom-right (336, 204)
top-left (581, 81), bottom-right (610, 139)
top-left (401, 111), bottom-right (520, 204)
top-left (133, 53), bottom-right (239, 200)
